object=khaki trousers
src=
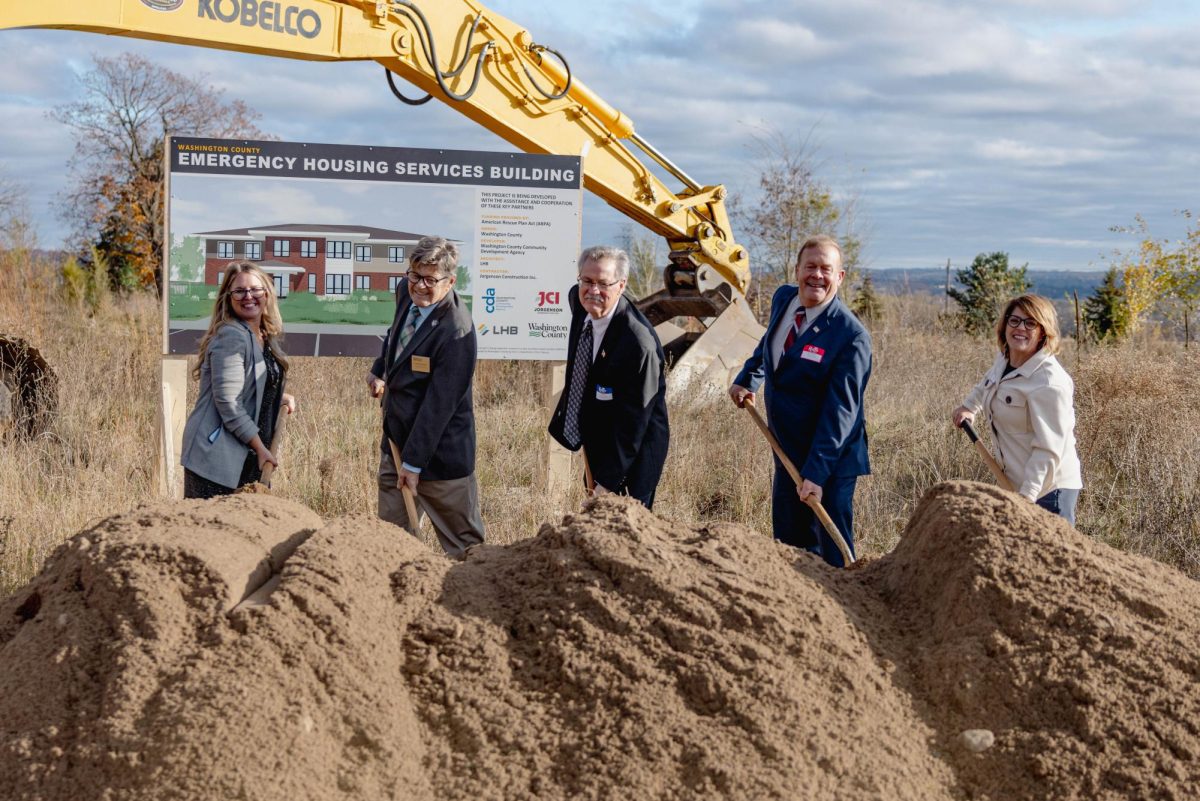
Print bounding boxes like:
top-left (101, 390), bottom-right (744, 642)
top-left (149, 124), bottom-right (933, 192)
top-left (377, 450), bottom-right (485, 559)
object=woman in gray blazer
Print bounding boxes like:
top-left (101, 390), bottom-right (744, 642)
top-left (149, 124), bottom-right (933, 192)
top-left (181, 262), bottom-right (296, 498)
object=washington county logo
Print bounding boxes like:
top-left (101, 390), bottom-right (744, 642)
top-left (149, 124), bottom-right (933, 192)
top-left (527, 322), bottom-right (568, 339)
top-left (141, 0), bottom-right (184, 10)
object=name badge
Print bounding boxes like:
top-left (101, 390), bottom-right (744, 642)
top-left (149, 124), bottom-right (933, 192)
top-left (411, 355), bottom-right (431, 373)
top-left (595, 384), bottom-right (613, 401)
top-left (800, 345), bottom-right (825, 363)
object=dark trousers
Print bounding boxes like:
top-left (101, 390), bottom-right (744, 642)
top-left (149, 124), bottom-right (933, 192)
top-left (378, 450), bottom-right (485, 560)
top-left (183, 454), bottom-right (260, 499)
top-left (771, 468), bottom-right (858, 568)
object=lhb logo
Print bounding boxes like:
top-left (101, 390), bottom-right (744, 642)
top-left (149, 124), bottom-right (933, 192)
top-left (483, 287), bottom-right (496, 313)
top-left (536, 290), bottom-right (561, 307)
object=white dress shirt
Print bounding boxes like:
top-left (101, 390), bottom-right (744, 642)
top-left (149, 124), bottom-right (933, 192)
top-left (770, 293), bottom-right (835, 369)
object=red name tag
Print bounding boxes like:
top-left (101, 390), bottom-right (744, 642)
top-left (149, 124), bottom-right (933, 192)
top-left (801, 344), bottom-right (825, 363)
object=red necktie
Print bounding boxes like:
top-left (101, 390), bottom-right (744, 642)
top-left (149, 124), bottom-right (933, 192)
top-left (783, 306), bottom-right (807, 352)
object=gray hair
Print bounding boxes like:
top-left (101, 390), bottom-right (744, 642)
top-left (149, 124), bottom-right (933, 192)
top-left (409, 236), bottom-right (459, 277)
top-left (577, 245), bottom-right (629, 281)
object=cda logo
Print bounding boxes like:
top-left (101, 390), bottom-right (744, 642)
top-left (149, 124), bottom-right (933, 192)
top-left (483, 287), bottom-right (496, 314)
top-left (140, 0), bottom-right (185, 9)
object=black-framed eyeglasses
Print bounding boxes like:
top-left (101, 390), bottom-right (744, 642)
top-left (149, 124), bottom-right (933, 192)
top-left (1006, 314), bottom-right (1040, 330)
top-left (578, 277), bottom-right (623, 290)
top-left (406, 271), bottom-right (450, 288)
top-left (230, 287), bottom-right (267, 300)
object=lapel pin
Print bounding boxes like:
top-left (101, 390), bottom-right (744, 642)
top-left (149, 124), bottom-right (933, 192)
top-left (814, 326), bottom-right (821, 334)
top-left (600, 350), bottom-right (606, 359)
top-left (431, 320), bottom-right (438, 327)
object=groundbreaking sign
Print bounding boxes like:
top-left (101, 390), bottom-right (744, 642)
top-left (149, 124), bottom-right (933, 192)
top-left (166, 136), bottom-right (581, 358)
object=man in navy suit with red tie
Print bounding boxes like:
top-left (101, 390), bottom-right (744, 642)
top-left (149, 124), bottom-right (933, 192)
top-left (729, 235), bottom-right (872, 567)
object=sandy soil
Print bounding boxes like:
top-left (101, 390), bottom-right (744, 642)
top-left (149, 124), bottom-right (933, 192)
top-left (1, 482), bottom-right (1197, 800)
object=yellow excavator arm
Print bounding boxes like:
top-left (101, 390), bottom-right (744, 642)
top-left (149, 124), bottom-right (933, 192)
top-left (1, 0), bottom-right (762, 382)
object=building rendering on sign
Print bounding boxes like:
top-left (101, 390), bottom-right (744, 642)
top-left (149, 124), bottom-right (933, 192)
top-left (195, 223), bottom-right (429, 298)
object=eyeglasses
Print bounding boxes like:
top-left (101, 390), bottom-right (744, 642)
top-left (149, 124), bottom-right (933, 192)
top-left (406, 271), bottom-right (450, 288)
top-left (578, 277), bottom-right (623, 290)
top-left (230, 287), bottom-right (267, 300)
top-left (1006, 315), bottom-right (1040, 330)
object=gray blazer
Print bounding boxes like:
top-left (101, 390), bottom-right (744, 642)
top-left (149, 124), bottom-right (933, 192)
top-left (181, 320), bottom-right (267, 488)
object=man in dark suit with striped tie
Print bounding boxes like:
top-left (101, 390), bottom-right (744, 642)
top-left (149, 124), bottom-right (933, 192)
top-left (548, 245), bottom-right (669, 508)
top-left (366, 236), bottom-right (484, 558)
top-left (729, 234), bottom-right (872, 567)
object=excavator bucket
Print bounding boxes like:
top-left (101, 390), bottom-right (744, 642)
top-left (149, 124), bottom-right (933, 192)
top-left (637, 286), bottom-right (764, 394)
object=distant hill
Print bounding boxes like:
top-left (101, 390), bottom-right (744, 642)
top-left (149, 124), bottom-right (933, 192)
top-left (863, 268), bottom-right (1105, 301)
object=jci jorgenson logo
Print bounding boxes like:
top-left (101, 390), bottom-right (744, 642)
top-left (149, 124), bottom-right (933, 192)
top-left (536, 290), bottom-right (561, 307)
top-left (140, 0), bottom-right (185, 10)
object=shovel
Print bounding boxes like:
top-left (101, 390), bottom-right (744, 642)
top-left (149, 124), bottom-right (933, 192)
top-left (376, 384), bottom-right (420, 534)
top-left (742, 400), bottom-right (855, 566)
top-left (255, 402), bottom-right (288, 490)
top-left (958, 419), bottom-right (1017, 492)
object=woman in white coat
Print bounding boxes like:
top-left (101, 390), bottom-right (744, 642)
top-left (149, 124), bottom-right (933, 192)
top-left (952, 294), bottom-right (1082, 524)
top-left (181, 262), bottom-right (296, 498)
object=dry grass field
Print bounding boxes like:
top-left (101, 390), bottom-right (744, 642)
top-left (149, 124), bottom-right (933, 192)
top-left (2, 246), bottom-right (1198, 595)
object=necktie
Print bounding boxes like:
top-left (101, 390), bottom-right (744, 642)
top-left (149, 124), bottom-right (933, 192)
top-left (562, 321), bottom-right (593, 448)
top-left (397, 305), bottom-right (419, 351)
top-left (783, 306), bottom-right (807, 352)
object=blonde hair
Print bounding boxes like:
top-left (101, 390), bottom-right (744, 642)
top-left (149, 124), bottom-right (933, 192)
top-left (796, 234), bottom-right (843, 266)
top-left (193, 262), bottom-right (289, 379)
top-left (995, 293), bottom-right (1061, 357)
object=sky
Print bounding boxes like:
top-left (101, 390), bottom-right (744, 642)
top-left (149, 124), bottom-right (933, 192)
top-left (2, 0), bottom-right (1199, 272)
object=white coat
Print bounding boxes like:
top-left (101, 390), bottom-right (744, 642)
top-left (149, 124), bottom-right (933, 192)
top-left (961, 348), bottom-right (1083, 501)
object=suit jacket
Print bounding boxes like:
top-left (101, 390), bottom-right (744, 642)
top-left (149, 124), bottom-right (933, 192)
top-left (734, 287), bottom-right (871, 484)
top-left (548, 287), bottom-right (670, 502)
top-left (181, 320), bottom-right (269, 488)
top-left (371, 281), bottom-right (477, 481)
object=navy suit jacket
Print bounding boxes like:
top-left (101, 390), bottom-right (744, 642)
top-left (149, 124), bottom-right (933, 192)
top-left (734, 287), bottom-right (871, 484)
top-left (370, 280), bottom-right (477, 481)
top-left (548, 287), bottom-right (669, 503)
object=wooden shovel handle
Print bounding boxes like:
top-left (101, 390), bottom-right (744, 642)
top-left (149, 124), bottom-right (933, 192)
top-left (381, 391), bottom-right (420, 533)
top-left (259, 405), bottom-right (288, 488)
top-left (959, 420), bottom-right (1017, 492)
top-left (743, 401), bottom-right (855, 565)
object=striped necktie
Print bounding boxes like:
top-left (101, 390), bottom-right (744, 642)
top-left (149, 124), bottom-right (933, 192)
top-left (783, 306), bottom-right (807, 352)
top-left (397, 305), bottom-right (420, 351)
top-left (562, 321), bottom-right (593, 448)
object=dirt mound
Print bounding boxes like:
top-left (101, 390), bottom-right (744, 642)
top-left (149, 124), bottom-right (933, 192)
top-left (1, 483), bottom-right (1198, 800)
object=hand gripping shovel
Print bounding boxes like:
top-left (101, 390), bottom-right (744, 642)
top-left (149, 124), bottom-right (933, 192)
top-left (256, 406), bottom-right (287, 489)
top-left (743, 400), bottom-right (855, 566)
top-left (377, 386), bottom-right (420, 534)
top-left (958, 419), bottom-right (1017, 492)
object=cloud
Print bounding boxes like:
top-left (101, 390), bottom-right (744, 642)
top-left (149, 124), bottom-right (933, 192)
top-left (3, 1), bottom-right (1200, 270)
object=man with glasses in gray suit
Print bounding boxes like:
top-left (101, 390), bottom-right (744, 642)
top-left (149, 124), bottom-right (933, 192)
top-left (367, 236), bottom-right (484, 558)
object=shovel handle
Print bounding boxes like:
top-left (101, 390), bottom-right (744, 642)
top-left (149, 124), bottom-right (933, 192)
top-left (259, 405), bottom-right (288, 488)
top-left (743, 401), bottom-right (855, 565)
top-left (385, 434), bottom-right (421, 533)
top-left (582, 445), bottom-right (596, 496)
top-left (958, 419), bottom-right (1017, 492)
top-left (381, 391), bottom-right (421, 534)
